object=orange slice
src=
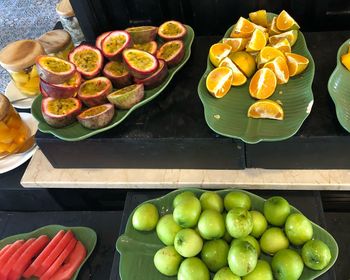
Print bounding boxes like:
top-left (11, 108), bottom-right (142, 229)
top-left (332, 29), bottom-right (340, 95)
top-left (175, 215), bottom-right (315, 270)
top-left (230, 17), bottom-right (255, 38)
top-left (229, 51), bottom-right (256, 78)
top-left (222, 38), bottom-right (249, 52)
top-left (246, 28), bottom-right (267, 52)
top-left (206, 66), bottom-right (233, 98)
top-left (270, 38), bottom-right (291, 53)
top-left (256, 46), bottom-right (285, 68)
top-left (341, 52), bottom-right (350, 71)
top-left (269, 30), bottom-right (298, 47)
top-left (219, 57), bottom-right (247, 86)
top-left (248, 100), bottom-right (284, 120)
top-left (263, 56), bottom-right (290, 84)
top-left (285, 52), bottom-right (309, 76)
top-left (268, 17), bottom-right (282, 36)
top-left (249, 68), bottom-right (277, 99)
top-left (249, 10), bottom-right (268, 27)
top-left (209, 43), bottom-right (232, 67)
top-left (276, 10), bottom-right (300, 31)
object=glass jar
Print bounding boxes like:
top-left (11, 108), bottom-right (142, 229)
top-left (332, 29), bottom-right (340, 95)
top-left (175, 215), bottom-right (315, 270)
top-left (0, 40), bottom-right (45, 97)
top-left (0, 95), bottom-right (30, 157)
top-left (38, 30), bottom-right (74, 60)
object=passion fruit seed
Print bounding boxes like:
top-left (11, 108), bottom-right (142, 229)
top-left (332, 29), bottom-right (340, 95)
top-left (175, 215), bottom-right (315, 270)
top-left (105, 35), bottom-right (126, 53)
top-left (125, 51), bottom-right (154, 69)
top-left (128, 26), bottom-right (153, 32)
top-left (81, 80), bottom-right (107, 96)
top-left (73, 50), bottom-right (99, 72)
top-left (106, 61), bottom-right (128, 76)
top-left (134, 42), bottom-right (154, 53)
top-left (159, 43), bottom-right (181, 59)
top-left (63, 73), bottom-right (78, 86)
top-left (80, 105), bottom-right (108, 117)
top-left (47, 99), bottom-right (78, 115)
top-left (162, 22), bottom-right (182, 36)
top-left (110, 84), bottom-right (138, 96)
top-left (42, 59), bottom-right (70, 72)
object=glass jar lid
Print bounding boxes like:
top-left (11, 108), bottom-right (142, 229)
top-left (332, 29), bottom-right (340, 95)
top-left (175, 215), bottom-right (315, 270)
top-left (38, 30), bottom-right (72, 54)
top-left (0, 94), bottom-right (10, 121)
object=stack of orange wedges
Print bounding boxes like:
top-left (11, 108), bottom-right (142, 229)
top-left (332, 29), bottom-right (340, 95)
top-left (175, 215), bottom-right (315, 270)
top-left (205, 9), bottom-right (310, 121)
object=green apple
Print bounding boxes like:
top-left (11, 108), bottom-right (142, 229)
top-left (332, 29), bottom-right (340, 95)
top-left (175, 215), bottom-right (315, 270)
top-left (250, 210), bottom-right (267, 238)
top-left (214, 267), bottom-right (241, 280)
top-left (301, 239), bottom-right (332, 270)
top-left (201, 239), bottom-right (229, 272)
top-left (173, 196), bottom-right (201, 228)
top-left (153, 246), bottom-right (182, 276)
top-left (224, 191), bottom-right (251, 211)
top-left (156, 214), bottom-right (182, 245)
top-left (200, 191), bottom-right (224, 212)
top-left (198, 210), bottom-right (225, 240)
top-left (178, 257), bottom-right (210, 280)
top-left (272, 249), bottom-right (304, 280)
top-left (132, 203), bottom-right (159, 231)
top-left (226, 207), bottom-right (253, 238)
top-left (174, 228), bottom-right (203, 257)
top-left (228, 240), bottom-right (258, 276)
top-left (242, 260), bottom-right (273, 280)
top-left (222, 213), bottom-right (233, 243)
top-left (285, 213), bottom-right (313, 246)
top-left (260, 227), bottom-right (289, 255)
top-left (173, 191), bottom-right (195, 208)
top-left (232, 235), bottom-right (260, 256)
top-left (264, 196), bottom-right (290, 226)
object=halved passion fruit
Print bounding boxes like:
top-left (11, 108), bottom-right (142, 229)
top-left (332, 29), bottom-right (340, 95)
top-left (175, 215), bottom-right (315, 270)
top-left (122, 49), bottom-right (158, 79)
top-left (41, 97), bottom-right (82, 128)
top-left (78, 76), bottom-right (112, 107)
top-left (77, 103), bottom-right (115, 129)
top-left (133, 41), bottom-right (158, 55)
top-left (134, 60), bottom-right (168, 89)
top-left (102, 60), bottom-right (132, 89)
top-left (40, 71), bottom-right (82, 99)
top-left (101, 31), bottom-right (132, 60)
top-left (156, 40), bottom-right (185, 67)
top-left (96, 31), bottom-right (111, 50)
top-left (125, 26), bottom-right (158, 44)
top-left (107, 84), bottom-right (144, 109)
top-left (36, 55), bottom-right (76, 84)
top-left (158, 20), bottom-right (187, 41)
top-left (68, 45), bottom-right (104, 79)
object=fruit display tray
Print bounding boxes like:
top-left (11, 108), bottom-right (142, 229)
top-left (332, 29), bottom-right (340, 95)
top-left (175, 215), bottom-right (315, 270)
top-left (36, 30), bottom-right (350, 169)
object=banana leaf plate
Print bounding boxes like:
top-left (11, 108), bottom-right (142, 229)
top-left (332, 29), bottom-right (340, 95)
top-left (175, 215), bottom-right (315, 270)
top-left (328, 39), bottom-right (350, 133)
top-left (31, 25), bottom-right (194, 141)
top-left (0, 224), bottom-right (97, 280)
top-left (116, 188), bottom-right (338, 280)
top-left (198, 14), bottom-right (315, 144)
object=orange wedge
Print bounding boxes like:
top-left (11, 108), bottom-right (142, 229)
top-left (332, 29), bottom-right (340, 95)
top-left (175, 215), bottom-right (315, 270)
top-left (209, 43), bottom-right (232, 67)
top-left (270, 38), bottom-right (291, 53)
top-left (206, 66), bottom-right (233, 98)
top-left (246, 28), bottom-right (267, 52)
top-left (249, 68), bottom-right (277, 99)
top-left (248, 100), bottom-right (284, 120)
top-left (341, 52), bottom-right (350, 71)
top-left (230, 17), bottom-right (255, 38)
top-left (285, 52), bottom-right (309, 76)
top-left (263, 56), bottom-right (290, 84)
top-left (256, 46), bottom-right (285, 68)
top-left (269, 30), bottom-right (298, 47)
top-left (268, 17), bottom-right (281, 36)
top-left (222, 38), bottom-right (249, 52)
top-left (219, 57), bottom-right (247, 86)
top-left (229, 51), bottom-right (256, 78)
top-left (249, 10), bottom-right (268, 27)
top-left (276, 10), bottom-right (300, 31)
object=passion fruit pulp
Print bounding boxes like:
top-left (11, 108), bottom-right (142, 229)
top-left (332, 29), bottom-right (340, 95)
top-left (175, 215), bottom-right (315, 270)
top-left (122, 49), bottom-right (158, 79)
top-left (101, 31), bottom-right (132, 60)
top-left (102, 60), bottom-right (132, 89)
top-left (77, 103), bottom-right (115, 129)
top-left (134, 60), bottom-right (168, 89)
top-left (125, 26), bottom-right (158, 44)
top-left (107, 84), bottom-right (144, 109)
top-left (133, 41), bottom-right (158, 55)
top-left (96, 31), bottom-right (111, 50)
top-left (158, 20), bottom-right (187, 41)
top-left (78, 76), bottom-right (112, 107)
top-left (156, 40), bottom-right (185, 67)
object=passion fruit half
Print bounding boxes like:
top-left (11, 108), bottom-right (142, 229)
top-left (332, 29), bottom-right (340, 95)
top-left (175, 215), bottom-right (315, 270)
top-left (41, 97), bottom-right (82, 128)
top-left (156, 40), bottom-right (185, 67)
top-left (125, 26), bottom-right (158, 44)
top-left (69, 45), bottom-right (104, 79)
top-left (158, 20), bottom-right (187, 41)
top-left (96, 31), bottom-right (111, 50)
top-left (77, 103), bottom-right (115, 129)
top-left (78, 76), bottom-right (112, 107)
top-left (134, 60), bottom-right (168, 89)
top-left (101, 31), bottom-right (132, 60)
top-left (107, 84), bottom-right (144, 109)
top-left (102, 60), bottom-right (132, 89)
top-left (133, 41), bottom-right (158, 55)
top-left (122, 49), bottom-right (158, 79)
top-left (36, 55), bottom-right (76, 84)
top-left (40, 71), bottom-right (82, 99)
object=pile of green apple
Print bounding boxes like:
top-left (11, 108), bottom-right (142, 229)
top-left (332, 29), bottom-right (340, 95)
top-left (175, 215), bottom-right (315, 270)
top-left (131, 190), bottom-right (332, 280)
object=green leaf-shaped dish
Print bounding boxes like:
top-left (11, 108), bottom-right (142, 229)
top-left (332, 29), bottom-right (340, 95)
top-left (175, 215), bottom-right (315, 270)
top-left (31, 25), bottom-right (194, 141)
top-left (328, 39), bottom-right (350, 132)
top-left (116, 188), bottom-right (338, 280)
top-left (0, 225), bottom-right (97, 280)
top-left (198, 16), bottom-right (315, 144)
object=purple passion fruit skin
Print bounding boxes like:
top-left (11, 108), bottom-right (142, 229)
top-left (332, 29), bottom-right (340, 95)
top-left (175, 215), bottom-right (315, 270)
top-left (36, 55), bottom-right (76, 84)
top-left (96, 31), bottom-right (111, 50)
top-left (41, 97), bottom-right (82, 128)
top-left (134, 60), bottom-right (168, 89)
top-left (69, 45), bottom-right (104, 79)
top-left (77, 103), bottom-right (115, 129)
top-left (125, 26), bottom-right (158, 44)
top-left (122, 49), bottom-right (159, 79)
top-left (158, 20), bottom-right (187, 41)
top-left (102, 60), bottom-right (133, 89)
top-left (78, 76), bottom-right (112, 107)
top-left (107, 84), bottom-right (144, 109)
top-left (39, 71), bottom-right (82, 99)
top-left (133, 41), bottom-right (158, 56)
top-left (101, 31), bottom-right (132, 60)
top-left (156, 40), bottom-right (185, 68)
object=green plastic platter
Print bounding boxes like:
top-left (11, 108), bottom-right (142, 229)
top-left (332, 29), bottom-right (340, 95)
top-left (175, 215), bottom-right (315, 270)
top-left (328, 39), bottom-right (350, 133)
top-left (0, 224), bottom-right (97, 280)
top-left (31, 25), bottom-right (194, 141)
top-left (116, 188), bottom-right (338, 280)
top-left (198, 17), bottom-right (315, 144)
